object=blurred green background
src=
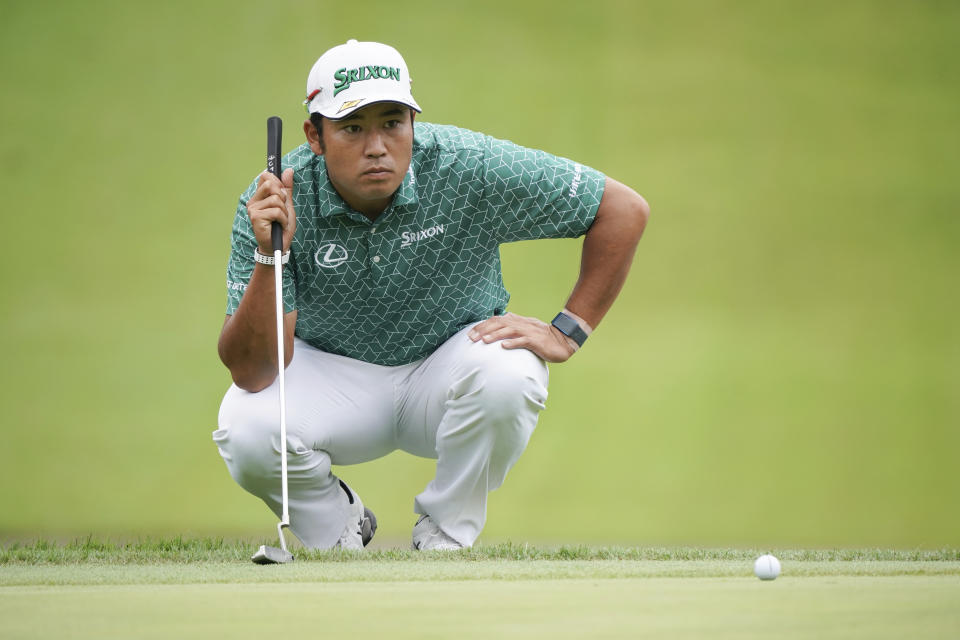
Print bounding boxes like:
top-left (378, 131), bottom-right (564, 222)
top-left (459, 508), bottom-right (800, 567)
top-left (1, 0), bottom-right (956, 549)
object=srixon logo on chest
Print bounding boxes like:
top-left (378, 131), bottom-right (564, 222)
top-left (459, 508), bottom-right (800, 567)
top-left (400, 224), bottom-right (445, 248)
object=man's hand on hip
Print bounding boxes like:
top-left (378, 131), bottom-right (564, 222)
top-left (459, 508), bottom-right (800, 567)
top-left (468, 313), bottom-right (578, 363)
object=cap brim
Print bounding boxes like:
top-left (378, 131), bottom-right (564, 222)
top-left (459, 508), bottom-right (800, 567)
top-left (315, 96), bottom-right (421, 120)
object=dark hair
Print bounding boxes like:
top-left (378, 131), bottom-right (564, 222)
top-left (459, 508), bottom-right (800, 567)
top-left (309, 112), bottom-right (324, 134)
top-left (309, 113), bottom-right (325, 150)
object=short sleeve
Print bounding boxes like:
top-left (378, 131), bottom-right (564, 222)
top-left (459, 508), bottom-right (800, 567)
top-left (480, 135), bottom-right (606, 244)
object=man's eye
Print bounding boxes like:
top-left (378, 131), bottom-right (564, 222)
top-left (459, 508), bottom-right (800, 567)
top-left (384, 120), bottom-right (400, 129)
top-left (344, 125), bottom-right (361, 133)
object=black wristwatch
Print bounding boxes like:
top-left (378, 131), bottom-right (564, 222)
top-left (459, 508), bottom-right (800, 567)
top-left (551, 312), bottom-right (588, 347)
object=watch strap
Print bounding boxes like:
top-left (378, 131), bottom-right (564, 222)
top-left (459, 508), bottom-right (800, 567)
top-left (254, 248), bottom-right (290, 266)
top-left (551, 312), bottom-right (588, 347)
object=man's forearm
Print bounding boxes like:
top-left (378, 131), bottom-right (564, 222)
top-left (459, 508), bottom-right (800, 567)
top-left (218, 263), bottom-right (296, 392)
top-left (565, 177), bottom-right (649, 330)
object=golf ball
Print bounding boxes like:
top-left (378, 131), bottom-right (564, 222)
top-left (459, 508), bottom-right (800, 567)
top-left (754, 554), bottom-right (781, 580)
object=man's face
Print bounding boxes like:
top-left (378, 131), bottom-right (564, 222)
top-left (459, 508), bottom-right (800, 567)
top-left (305, 103), bottom-right (414, 218)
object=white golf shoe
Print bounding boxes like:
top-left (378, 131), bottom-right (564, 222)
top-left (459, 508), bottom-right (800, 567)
top-left (337, 481), bottom-right (377, 550)
top-left (411, 515), bottom-right (464, 551)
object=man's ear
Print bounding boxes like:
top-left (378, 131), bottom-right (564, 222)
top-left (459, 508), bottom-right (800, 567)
top-left (303, 119), bottom-right (324, 156)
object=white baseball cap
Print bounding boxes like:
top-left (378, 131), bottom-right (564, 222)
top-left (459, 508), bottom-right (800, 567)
top-left (304, 39), bottom-right (421, 119)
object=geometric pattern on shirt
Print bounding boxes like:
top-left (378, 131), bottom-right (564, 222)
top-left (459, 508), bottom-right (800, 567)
top-left (226, 122), bottom-right (606, 366)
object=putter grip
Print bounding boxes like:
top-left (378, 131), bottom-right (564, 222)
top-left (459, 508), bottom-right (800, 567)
top-left (267, 116), bottom-right (283, 253)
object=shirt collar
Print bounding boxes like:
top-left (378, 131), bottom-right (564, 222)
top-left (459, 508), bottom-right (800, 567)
top-left (392, 163), bottom-right (419, 208)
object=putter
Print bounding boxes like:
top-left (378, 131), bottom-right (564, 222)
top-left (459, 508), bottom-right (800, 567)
top-left (252, 116), bottom-right (294, 565)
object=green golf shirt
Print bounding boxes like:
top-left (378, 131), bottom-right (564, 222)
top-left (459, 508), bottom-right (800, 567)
top-left (225, 122), bottom-right (606, 366)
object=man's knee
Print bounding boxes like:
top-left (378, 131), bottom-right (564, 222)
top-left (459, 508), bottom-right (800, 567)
top-left (215, 387), bottom-right (288, 488)
top-left (451, 343), bottom-right (549, 426)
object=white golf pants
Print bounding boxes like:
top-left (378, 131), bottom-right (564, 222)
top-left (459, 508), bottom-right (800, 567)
top-left (213, 323), bottom-right (549, 549)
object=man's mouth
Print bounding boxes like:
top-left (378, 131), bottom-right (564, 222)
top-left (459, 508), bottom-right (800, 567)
top-left (363, 166), bottom-right (392, 178)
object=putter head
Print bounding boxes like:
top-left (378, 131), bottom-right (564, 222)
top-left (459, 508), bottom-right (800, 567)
top-left (252, 520), bottom-right (293, 564)
top-left (251, 544), bottom-right (294, 564)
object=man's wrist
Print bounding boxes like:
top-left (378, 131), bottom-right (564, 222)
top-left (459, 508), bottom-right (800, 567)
top-left (551, 326), bottom-right (581, 354)
top-left (551, 310), bottom-right (591, 348)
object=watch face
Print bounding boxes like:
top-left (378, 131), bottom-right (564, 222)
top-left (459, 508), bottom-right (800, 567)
top-left (552, 313), bottom-right (586, 346)
top-left (552, 314), bottom-right (576, 335)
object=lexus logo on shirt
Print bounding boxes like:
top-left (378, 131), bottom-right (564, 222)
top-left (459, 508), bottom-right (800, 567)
top-left (315, 243), bottom-right (349, 268)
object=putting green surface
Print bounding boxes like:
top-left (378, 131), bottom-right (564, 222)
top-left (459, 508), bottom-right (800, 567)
top-left (2, 573), bottom-right (958, 640)
top-left (3, 546), bottom-right (959, 639)
top-left (4, 558), bottom-right (960, 585)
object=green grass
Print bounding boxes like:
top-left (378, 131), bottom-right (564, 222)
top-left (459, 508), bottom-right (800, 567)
top-left (2, 540), bottom-right (959, 639)
top-left (2, 578), bottom-right (955, 640)
top-left (1, 4), bottom-right (957, 636)
top-left (0, 0), bottom-right (957, 550)
top-left (3, 537), bottom-right (959, 566)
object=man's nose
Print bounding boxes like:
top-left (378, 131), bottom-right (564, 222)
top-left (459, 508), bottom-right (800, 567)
top-left (364, 131), bottom-right (387, 157)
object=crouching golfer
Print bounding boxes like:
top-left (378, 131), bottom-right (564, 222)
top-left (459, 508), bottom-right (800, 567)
top-left (213, 40), bottom-right (649, 550)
